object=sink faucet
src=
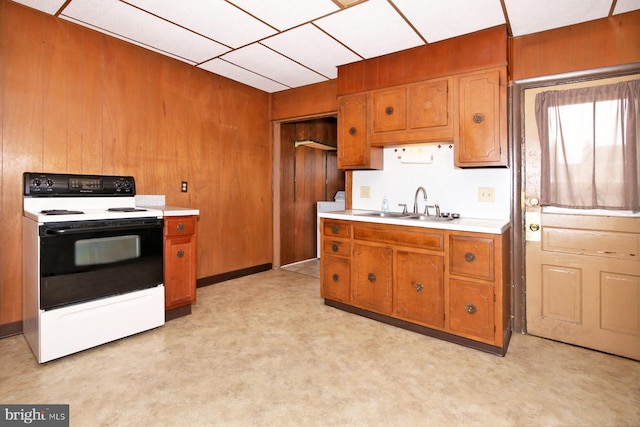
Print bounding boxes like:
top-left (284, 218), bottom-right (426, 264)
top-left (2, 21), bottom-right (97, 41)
top-left (413, 186), bottom-right (427, 214)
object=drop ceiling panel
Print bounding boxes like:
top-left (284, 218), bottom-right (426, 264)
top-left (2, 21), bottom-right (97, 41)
top-left (614, 0), bottom-right (640, 14)
top-left (314, 0), bottom-right (424, 59)
top-left (505, 0), bottom-right (614, 37)
top-left (261, 24), bottom-right (362, 78)
top-left (125, 0), bottom-right (277, 49)
top-left (394, 0), bottom-right (506, 43)
top-left (60, 0), bottom-right (230, 63)
top-left (221, 43), bottom-right (328, 88)
top-left (230, 0), bottom-right (339, 31)
top-left (10, 0), bottom-right (66, 14)
top-left (198, 59), bottom-right (289, 93)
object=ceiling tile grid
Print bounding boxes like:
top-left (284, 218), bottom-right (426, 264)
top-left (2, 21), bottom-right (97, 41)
top-left (9, 0), bottom-right (640, 92)
top-left (60, 0), bottom-right (230, 64)
top-left (261, 24), bottom-right (362, 79)
top-left (314, 0), bottom-right (424, 59)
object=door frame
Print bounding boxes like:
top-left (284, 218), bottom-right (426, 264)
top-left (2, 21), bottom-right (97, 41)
top-left (510, 62), bottom-right (640, 333)
top-left (272, 113), bottom-right (339, 269)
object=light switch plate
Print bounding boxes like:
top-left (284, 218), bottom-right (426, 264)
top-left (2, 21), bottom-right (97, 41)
top-left (360, 186), bottom-right (371, 198)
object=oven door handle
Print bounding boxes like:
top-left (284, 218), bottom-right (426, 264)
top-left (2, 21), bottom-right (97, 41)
top-left (44, 223), bottom-right (160, 235)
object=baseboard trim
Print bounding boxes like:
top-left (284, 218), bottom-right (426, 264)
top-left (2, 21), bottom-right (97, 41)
top-left (165, 305), bottom-right (192, 321)
top-left (325, 299), bottom-right (510, 357)
top-left (196, 263), bottom-right (272, 288)
top-left (0, 321), bottom-right (23, 339)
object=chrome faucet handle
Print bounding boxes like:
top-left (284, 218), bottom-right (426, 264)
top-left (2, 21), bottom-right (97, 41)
top-left (398, 203), bottom-right (408, 214)
top-left (435, 204), bottom-right (440, 217)
top-left (424, 204), bottom-right (440, 217)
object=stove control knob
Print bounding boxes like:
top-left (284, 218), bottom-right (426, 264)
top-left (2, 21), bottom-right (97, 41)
top-left (32, 178), bottom-right (41, 187)
top-left (45, 179), bottom-right (54, 187)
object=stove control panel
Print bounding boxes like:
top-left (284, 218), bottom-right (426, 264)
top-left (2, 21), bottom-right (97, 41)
top-left (24, 172), bottom-right (136, 196)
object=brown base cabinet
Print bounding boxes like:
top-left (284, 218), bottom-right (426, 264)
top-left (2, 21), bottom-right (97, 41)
top-left (164, 216), bottom-right (198, 317)
top-left (320, 218), bottom-right (511, 355)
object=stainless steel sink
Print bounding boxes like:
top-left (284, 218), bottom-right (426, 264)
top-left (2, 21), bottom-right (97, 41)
top-left (406, 214), bottom-right (454, 222)
top-left (355, 211), bottom-right (412, 218)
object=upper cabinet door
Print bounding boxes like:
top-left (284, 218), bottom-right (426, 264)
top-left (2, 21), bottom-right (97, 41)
top-left (409, 78), bottom-right (449, 129)
top-left (455, 68), bottom-right (508, 167)
top-left (372, 87), bottom-right (407, 133)
top-left (337, 93), bottom-right (383, 170)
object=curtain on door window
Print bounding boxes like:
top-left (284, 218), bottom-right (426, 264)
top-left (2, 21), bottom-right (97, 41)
top-left (535, 79), bottom-right (639, 211)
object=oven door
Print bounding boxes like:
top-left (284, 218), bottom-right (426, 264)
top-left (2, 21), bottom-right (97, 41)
top-left (39, 218), bottom-right (164, 310)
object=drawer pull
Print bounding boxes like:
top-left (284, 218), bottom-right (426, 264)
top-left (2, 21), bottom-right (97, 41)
top-left (331, 225), bottom-right (340, 234)
top-left (332, 273), bottom-right (340, 282)
top-left (473, 113), bottom-right (484, 123)
top-left (368, 273), bottom-right (376, 283)
top-left (414, 282), bottom-right (424, 292)
top-left (331, 243), bottom-right (339, 252)
top-left (349, 126), bottom-right (357, 136)
top-left (464, 252), bottom-right (476, 263)
top-left (176, 249), bottom-right (185, 258)
top-left (465, 303), bottom-right (477, 314)
top-left (177, 223), bottom-right (185, 231)
top-left (385, 106), bottom-right (394, 115)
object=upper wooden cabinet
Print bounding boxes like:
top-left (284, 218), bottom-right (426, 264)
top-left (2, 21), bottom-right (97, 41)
top-left (454, 67), bottom-right (508, 167)
top-left (371, 77), bottom-right (453, 146)
top-left (337, 93), bottom-right (383, 170)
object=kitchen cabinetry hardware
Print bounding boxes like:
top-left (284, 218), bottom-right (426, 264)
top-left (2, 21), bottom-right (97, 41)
top-left (321, 218), bottom-right (510, 355)
top-left (528, 197), bottom-right (540, 206)
top-left (164, 216), bottom-right (197, 312)
top-left (385, 106), bottom-right (394, 115)
top-left (472, 113), bottom-right (485, 123)
top-left (332, 243), bottom-right (339, 252)
top-left (332, 225), bottom-right (340, 234)
top-left (465, 303), bottom-right (477, 314)
top-left (349, 127), bottom-right (357, 135)
top-left (529, 223), bottom-right (540, 232)
top-left (332, 274), bottom-right (340, 282)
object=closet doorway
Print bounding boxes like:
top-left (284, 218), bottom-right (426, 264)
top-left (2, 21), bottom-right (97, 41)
top-left (279, 117), bottom-right (344, 266)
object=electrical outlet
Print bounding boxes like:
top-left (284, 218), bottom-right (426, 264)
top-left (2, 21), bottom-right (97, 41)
top-left (478, 187), bottom-right (495, 202)
top-left (181, 181), bottom-right (188, 193)
top-left (360, 186), bottom-right (371, 198)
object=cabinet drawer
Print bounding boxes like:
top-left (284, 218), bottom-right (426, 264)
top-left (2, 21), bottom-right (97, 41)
top-left (450, 234), bottom-right (495, 281)
top-left (165, 216), bottom-right (197, 237)
top-left (323, 240), bottom-right (351, 257)
top-left (321, 255), bottom-right (350, 303)
top-left (354, 224), bottom-right (443, 251)
top-left (322, 221), bottom-right (351, 238)
top-left (449, 279), bottom-right (495, 343)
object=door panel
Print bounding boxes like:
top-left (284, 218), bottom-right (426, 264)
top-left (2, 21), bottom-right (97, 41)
top-left (524, 76), bottom-right (640, 360)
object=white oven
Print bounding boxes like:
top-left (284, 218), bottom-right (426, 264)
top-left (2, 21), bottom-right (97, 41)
top-left (22, 172), bottom-right (165, 363)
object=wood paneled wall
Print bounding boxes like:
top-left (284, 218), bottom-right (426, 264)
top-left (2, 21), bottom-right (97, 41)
top-left (0, 1), bottom-right (272, 326)
top-left (510, 10), bottom-right (640, 80)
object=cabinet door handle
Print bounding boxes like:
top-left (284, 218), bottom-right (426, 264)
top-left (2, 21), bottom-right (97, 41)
top-left (331, 225), bottom-right (340, 234)
top-left (385, 106), bottom-right (394, 115)
top-left (472, 113), bottom-right (484, 123)
top-left (177, 223), bottom-right (185, 231)
top-left (464, 252), bottom-right (476, 263)
top-left (414, 282), bottom-right (424, 292)
top-left (367, 273), bottom-right (376, 282)
top-left (176, 249), bottom-right (185, 258)
top-left (332, 273), bottom-right (340, 282)
top-left (349, 126), bottom-right (357, 136)
top-left (331, 243), bottom-right (339, 252)
top-left (465, 303), bottom-right (477, 314)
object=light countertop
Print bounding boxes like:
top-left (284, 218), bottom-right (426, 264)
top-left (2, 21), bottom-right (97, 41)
top-left (142, 205), bottom-right (200, 217)
top-left (319, 210), bottom-right (510, 234)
